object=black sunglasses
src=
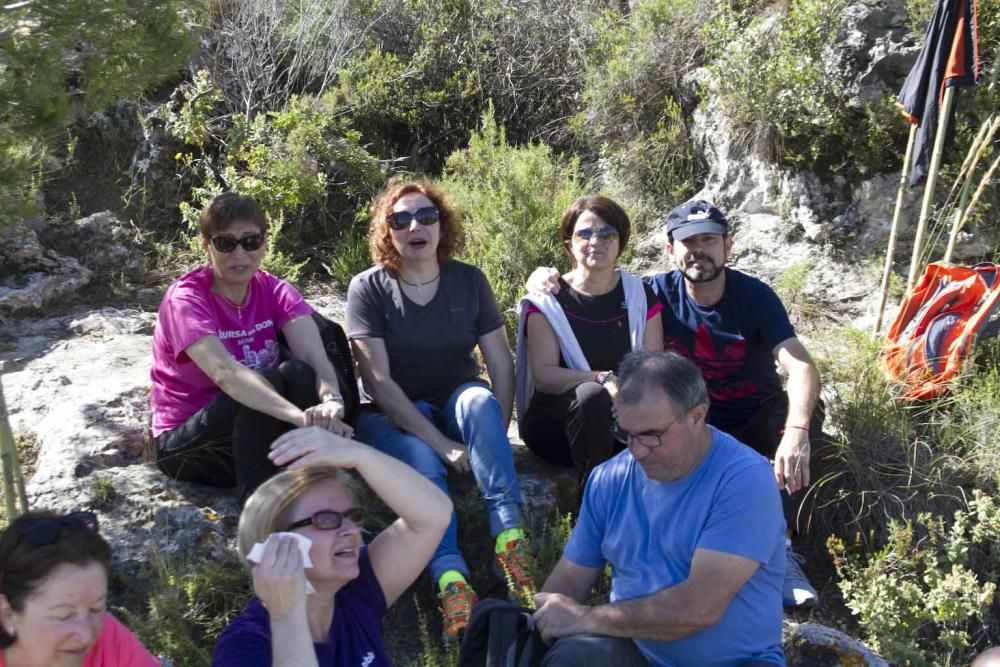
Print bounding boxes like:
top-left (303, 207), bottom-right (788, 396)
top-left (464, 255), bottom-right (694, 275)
top-left (210, 232), bottom-right (265, 253)
top-left (286, 508), bottom-right (366, 532)
top-left (388, 206), bottom-right (440, 231)
top-left (15, 511), bottom-right (100, 546)
top-left (573, 227), bottom-right (619, 243)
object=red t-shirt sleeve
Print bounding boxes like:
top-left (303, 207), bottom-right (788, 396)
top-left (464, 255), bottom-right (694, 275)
top-left (84, 614), bottom-right (159, 667)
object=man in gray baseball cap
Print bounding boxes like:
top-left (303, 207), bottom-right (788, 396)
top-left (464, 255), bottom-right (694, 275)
top-left (651, 199), bottom-right (821, 609)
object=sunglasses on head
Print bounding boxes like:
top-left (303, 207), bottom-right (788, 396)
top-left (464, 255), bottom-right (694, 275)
top-left (210, 232), bottom-right (265, 253)
top-left (388, 206), bottom-right (440, 231)
top-left (15, 511), bottom-right (100, 547)
top-left (286, 508), bottom-right (366, 532)
top-left (572, 227), bottom-right (619, 243)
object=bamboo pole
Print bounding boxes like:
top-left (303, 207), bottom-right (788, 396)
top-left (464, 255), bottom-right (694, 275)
top-left (951, 151), bottom-right (1000, 245)
top-left (0, 364), bottom-right (27, 520)
top-left (875, 125), bottom-right (918, 333)
top-left (944, 116), bottom-right (1000, 262)
top-left (908, 86), bottom-right (956, 289)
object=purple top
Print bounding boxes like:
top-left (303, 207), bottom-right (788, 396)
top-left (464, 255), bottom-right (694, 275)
top-left (150, 266), bottom-right (314, 436)
top-left (212, 547), bottom-right (391, 667)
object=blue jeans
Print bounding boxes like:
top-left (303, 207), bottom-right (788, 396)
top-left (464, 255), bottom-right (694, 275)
top-left (355, 381), bottom-right (524, 582)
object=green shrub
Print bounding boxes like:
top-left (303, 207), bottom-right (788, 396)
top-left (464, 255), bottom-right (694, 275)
top-left (706, 0), bottom-right (908, 174)
top-left (573, 0), bottom-right (706, 209)
top-left (440, 107), bottom-right (586, 331)
top-left (335, 0), bottom-right (603, 172)
top-left (829, 490), bottom-right (1000, 664)
top-left (0, 0), bottom-right (195, 229)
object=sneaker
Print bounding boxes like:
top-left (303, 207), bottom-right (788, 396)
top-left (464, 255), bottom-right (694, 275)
top-left (496, 538), bottom-right (537, 605)
top-left (783, 544), bottom-right (818, 608)
top-left (439, 581), bottom-right (478, 642)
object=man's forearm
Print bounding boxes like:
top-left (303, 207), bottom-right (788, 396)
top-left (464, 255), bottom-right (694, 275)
top-left (580, 582), bottom-right (719, 641)
top-left (785, 363), bottom-right (820, 429)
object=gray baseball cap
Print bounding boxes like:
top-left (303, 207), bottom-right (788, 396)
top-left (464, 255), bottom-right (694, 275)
top-left (665, 200), bottom-right (728, 241)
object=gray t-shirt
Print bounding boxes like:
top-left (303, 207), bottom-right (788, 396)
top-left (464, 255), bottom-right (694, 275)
top-left (346, 260), bottom-right (505, 405)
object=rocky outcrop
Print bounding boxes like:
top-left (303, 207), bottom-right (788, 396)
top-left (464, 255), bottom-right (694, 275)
top-left (0, 221), bottom-right (93, 314)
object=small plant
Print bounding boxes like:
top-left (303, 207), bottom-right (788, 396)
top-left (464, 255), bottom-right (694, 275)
top-left (829, 490), bottom-right (1000, 665)
top-left (120, 548), bottom-right (252, 666)
top-left (89, 475), bottom-right (116, 509)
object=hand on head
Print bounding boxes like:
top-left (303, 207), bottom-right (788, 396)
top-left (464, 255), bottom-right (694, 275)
top-left (269, 426), bottom-right (363, 470)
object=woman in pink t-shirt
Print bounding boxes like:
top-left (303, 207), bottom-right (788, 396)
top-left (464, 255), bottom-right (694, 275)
top-left (151, 193), bottom-right (354, 499)
top-left (0, 511), bottom-right (157, 667)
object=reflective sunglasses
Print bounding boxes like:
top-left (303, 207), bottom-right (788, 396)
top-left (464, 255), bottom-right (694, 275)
top-left (15, 511), bottom-right (100, 546)
top-left (610, 412), bottom-right (684, 449)
top-left (572, 227), bottom-right (619, 243)
top-left (286, 508), bottom-right (366, 532)
top-left (388, 206), bottom-right (440, 231)
top-left (209, 232), bottom-right (265, 253)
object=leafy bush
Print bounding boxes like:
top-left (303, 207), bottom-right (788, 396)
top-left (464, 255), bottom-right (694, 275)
top-left (706, 0), bottom-right (908, 174)
top-left (829, 491), bottom-right (1000, 665)
top-left (335, 0), bottom-right (604, 172)
top-left (0, 0), bottom-right (195, 228)
top-left (572, 0), bottom-right (707, 209)
top-left (440, 107), bottom-right (586, 330)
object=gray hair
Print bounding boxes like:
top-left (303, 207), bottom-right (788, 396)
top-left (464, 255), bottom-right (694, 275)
top-left (617, 350), bottom-right (709, 413)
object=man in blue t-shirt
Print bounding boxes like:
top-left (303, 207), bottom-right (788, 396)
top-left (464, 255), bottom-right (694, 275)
top-left (533, 351), bottom-right (786, 667)
top-left (650, 200), bottom-right (822, 608)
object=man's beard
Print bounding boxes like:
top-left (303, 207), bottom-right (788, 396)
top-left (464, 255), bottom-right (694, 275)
top-left (680, 254), bottom-right (724, 283)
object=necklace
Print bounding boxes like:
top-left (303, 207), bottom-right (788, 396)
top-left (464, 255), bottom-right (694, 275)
top-left (398, 272), bottom-right (440, 291)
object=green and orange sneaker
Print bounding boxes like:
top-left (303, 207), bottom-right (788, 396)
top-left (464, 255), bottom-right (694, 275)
top-left (439, 580), bottom-right (478, 642)
top-left (496, 536), bottom-right (536, 606)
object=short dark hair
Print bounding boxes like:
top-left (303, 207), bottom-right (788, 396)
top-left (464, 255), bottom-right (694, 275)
top-left (0, 510), bottom-right (112, 648)
top-left (559, 195), bottom-right (631, 252)
top-left (199, 192), bottom-right (269, 239)
top-left (368, 178), bottom-right (465, 272)
top-left (617, 350), bottom-right (709, 413)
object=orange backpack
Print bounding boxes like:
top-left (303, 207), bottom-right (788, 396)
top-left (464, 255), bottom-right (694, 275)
top-left (881, 262), bottom-right (1000, 400)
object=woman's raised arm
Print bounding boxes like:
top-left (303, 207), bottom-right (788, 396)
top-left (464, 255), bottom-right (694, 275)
top-left (269, 427), bottom-right (453, 607)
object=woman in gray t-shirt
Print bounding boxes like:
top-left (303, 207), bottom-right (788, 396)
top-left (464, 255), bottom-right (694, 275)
top-left (345, 178), bottom-right (532, 641)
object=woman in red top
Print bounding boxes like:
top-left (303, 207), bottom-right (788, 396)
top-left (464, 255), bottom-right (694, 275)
top-left (0, 511), bottom-right (157, 667)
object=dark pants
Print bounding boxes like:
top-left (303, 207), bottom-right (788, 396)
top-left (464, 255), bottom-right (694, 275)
top-left (725, 392), bottom-right (825, 534)
top-left (154, 359), bottom-right (316, 499)
top-left (520, 382), bottom-right (624, 498)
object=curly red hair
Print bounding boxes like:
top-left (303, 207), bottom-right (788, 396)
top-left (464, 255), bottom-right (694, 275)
top-left (368, 178), bottom-right (465, 272)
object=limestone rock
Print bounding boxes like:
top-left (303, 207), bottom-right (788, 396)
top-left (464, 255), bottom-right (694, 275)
top-left (784, 621), bottom-right (889, 666)
top-left (39, 210), bottom-right (146, 282)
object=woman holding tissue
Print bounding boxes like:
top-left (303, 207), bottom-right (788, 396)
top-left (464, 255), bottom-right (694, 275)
top-left (211, 427), bottom-right (451, 666)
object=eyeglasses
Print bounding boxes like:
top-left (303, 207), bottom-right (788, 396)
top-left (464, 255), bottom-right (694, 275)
top-left (286, 508), bottom-right (366, 532)
top-left (572, 227), bottom-right (619, 243)
top-left (388, 206), bottom-right (440, 231)
top-left (14, 511), bottom-right (100, 546)
top-left (209, 232), bottom-right (265, 253)
top-left (610, 412), bottom-right (684, 449)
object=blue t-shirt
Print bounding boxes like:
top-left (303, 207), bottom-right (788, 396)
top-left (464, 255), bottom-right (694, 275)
top-left (565, 428), bottom-right (786, 667)
top-left (648, 268), bottom-right (796, 431)
top-left (212, 547), bottom-right (390, 667)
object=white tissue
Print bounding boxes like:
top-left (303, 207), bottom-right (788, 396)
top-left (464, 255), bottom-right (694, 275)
top-left (247, 532), bottom-right (317, 594)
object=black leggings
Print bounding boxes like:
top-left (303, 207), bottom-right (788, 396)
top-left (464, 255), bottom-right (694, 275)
top-left (154, 359), bottom-right (316, 499)
top-left (520, 382), bottom-right (624, 498)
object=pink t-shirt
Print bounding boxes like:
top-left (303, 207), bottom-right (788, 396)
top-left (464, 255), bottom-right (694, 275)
top-left (0, 614), bottom-right (158, 667)
top-left (150, 266), bottom-right (314, 436)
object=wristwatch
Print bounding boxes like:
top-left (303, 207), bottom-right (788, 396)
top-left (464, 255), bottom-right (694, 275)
top-left (320, 392), bottom-right (343, 404)
top-left (596, 370), bottom-right (613, 385)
